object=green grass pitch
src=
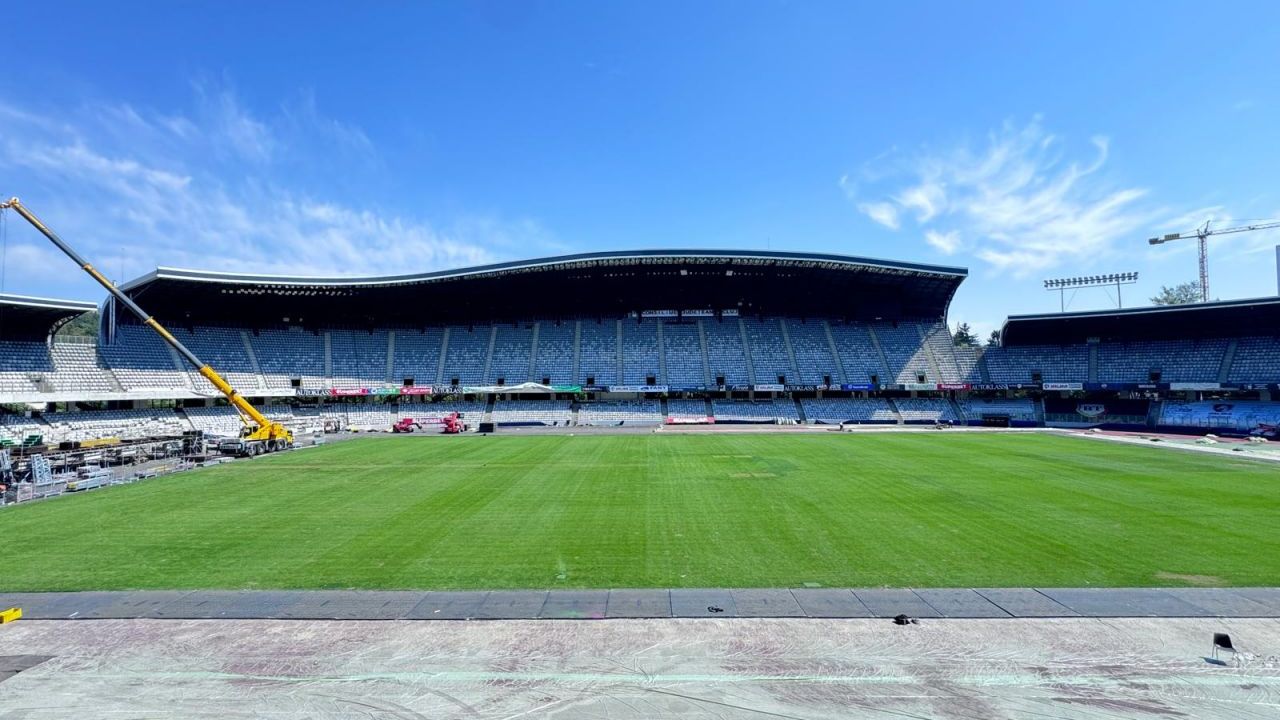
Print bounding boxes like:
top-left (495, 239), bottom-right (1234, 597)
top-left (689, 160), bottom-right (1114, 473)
top-left (2, 432), bottom-right (1277, 591)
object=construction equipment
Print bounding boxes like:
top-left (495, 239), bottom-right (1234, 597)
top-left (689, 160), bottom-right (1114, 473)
top-left (0, 197), bottom-right (292, 456)
top-left (1147, 219), bottom-right (1280, 302)
top-left (440, 412), bottom-right (467, 434)
top-left (392, 418), bottom-right (424, 433)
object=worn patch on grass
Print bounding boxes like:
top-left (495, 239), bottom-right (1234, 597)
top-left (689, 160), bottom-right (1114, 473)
top-left (1155, 572), bottom-right (1224, 586)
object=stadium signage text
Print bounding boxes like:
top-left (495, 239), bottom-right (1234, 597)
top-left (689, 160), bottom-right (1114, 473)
top-left (753, 383), bottom-right (785, 392)
top-left (936, 383), bottom-right (970, 390)
top-left (640, 309), bottom-right (678, 318)
top-left (1042, 382), bottom-right (1084, 391)
top-left (681, 309), bottom-right (714, 317)
top-left (607, 384), bottom-right (669, 393)
top-left (840, 383), bottom-right (877, 391)
top-left (722, 308), bottom-right (740, 317)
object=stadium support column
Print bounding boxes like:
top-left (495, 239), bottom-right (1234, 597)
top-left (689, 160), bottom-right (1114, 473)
top-left (528, 323), bottom-right (540, 383)
top-left (385, 331), bottom-right (396, 384)
top-left (572, 321), bottom-right (581, 385)
top-left (823, 320), bottom-right (847, 384)
top-left (656, 320), bottom-right (667, 385)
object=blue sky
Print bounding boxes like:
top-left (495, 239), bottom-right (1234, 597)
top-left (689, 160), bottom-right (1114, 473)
top-left (3, 1), bottom-right (1279, 339)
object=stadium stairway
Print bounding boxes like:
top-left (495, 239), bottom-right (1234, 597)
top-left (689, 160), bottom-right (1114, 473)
top-left (483, 396), bottom-right (496, 423)
top-left (737, 319), bottom-right (757, 385)
top-left (239, 331), bottom-right (266, 389)
top-left (1218, 339), bottom-right (1238, 383)
top-left (696, 320), bottom-right (712, 386)
top-left (884, 397), bottom-right (905, 424)
top-left (659, 397), bottom-right (669, 418)
top-left (916, 324), bottom-right (944, 382)
top-left (865, 326), bottom-right (894, 383)
top-left (948, 397), bottom-right (966, 424)
top-left (703, 397), bottom-right (714, 419)
top-left (823, 321), bottom-right (848, 383)
top-left (793, 396), bottom-right (807, 423)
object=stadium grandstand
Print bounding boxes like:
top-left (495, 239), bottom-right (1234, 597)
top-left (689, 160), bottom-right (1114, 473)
top-left (2, 250), bottom-right (1280, 448)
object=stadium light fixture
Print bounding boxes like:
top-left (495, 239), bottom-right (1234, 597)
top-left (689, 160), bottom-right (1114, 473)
top-left (1043, 272), bottom-right (1139, 312)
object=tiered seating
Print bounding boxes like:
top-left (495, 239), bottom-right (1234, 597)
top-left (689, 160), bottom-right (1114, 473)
top-left (329, 330), bottom-right (389, 385)
top-left (577, 321), bottom-right (618, 385)
top-left (666, 398), bottom-right (710, 420)
top-left (1098, 339), bottom-right (1226, 383)
top-left (711, 399), bottom-right (800, 423)
top-left (43, 408), bottom-right (189, 442)
top-left (953, 345), bottom-right (984, 383)
top-left (828, 323), bottom-right (885, 383)
top-left (532, 322), bottom-right (574, 385)
top-left (576, 400), bottom-right (661, 425)
top-left (801, 398), bottom-right (896, 424)
top-left (492, 399), bottom-right (572, 425)
top-left (703, 320), bottom-right (750, 385)
top-left (619, 320), bottom-right (660, 384)
top-left (662, 322), bottom-right (705, 386)
top-left (489, 325), bottom-right (533, 384)
top-left (894, 397), bottom-right (959, 423)
top-left (440, 327), bottom-right (489, 385)
top-left (786, 320), bottom-right (839, 384)
top-left (251, 327), bottom-right (325, 388)
top-left (343, 403), bottom-right (398, 430)
top-left (873, 322), bottom-right (933, 384)
top-left (1159, 400), bottom-right (1280, 431)
top-left (45, 342), bottom-right (116, 392)
top-left (1229, 337), bottom-right (1280, 382)
top-left (0, 413), bottom-right (46, 445)
top-left (959, 397), bottom-right (1037, 422)
top-left (100, 324), bottom-right (190, 390)
top-left (742, 318), bottom-right (793, 383)
top-left (922, 324), bottom-right (961, 382)
top-left (398, 401), bottom-right (486, 422)
top-left (391, 329), bottom-right (444, 384)
top-left (982, 344), bottom-right (1088, 383)
top-left (172, 326), bottom-right (261, 392)
top-left (182, 406), bottom-right (247, 436)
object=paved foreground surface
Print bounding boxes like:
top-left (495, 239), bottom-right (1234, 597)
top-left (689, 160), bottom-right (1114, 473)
top-left (3, 587), bottom-right (1280, 620)
top-left (1, 617), bottom-right (1279, 718)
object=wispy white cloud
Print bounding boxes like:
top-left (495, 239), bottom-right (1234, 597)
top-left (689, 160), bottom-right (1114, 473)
top-left (0, 84), bottom-right (552, 295)
top-left (846, 117), bottom-right (1156, 276)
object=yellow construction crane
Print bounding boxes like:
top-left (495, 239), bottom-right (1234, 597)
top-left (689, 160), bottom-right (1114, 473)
top-left (1, 197), bottom-right (293, 455)
top-left (1147, 219), bottom-right (1280, 302)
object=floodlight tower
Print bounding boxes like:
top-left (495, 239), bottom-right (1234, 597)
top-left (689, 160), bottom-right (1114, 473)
top-left (1043, 273), bottom-right (1139, 312)
top-left (1147, 220), bottom-right (1280, 302)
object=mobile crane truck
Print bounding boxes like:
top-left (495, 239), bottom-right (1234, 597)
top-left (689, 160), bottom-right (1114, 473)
top-left (1, 198), bottom-right (293, 457)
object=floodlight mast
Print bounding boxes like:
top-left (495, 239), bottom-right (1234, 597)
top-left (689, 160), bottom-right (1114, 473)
top-left (0, 197), bottom-right (293, 450)
top-left (1147, 220), bottom-right (1280, 302)
top-left (1043, 273), bottom-right (1138, 312)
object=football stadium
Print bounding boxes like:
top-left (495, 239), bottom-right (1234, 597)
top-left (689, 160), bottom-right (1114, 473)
top-left (3, 237), bottom-right (1280, 598)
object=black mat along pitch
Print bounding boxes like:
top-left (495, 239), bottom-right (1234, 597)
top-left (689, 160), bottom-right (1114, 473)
top-left (912, 589), bottom-right (1010, 618)
top-left (853, 589), bottom-right (941, 618)
top-left (1160, 588), bottom-right (1277, 618)
top-left (605, 589), bottom-right (671, 618)
top-left (279, 591), bottom-right (426, 620)
top-left (405, 591), bottom-right (490, 620)
top-left (1226, 588), bottom-right (1280, 615)
top-left (789, 589), bottom-right (873, 618)
top-left (472, 591), bottom-right (548, 619)
top-left (540, 591), bottom-right (609, 619)
top-left (79, 591), bottom-right (196, 619)
top-left (0, 592), bottom-right (126, 620)
top-left (730, 589), bottom-right (805, 617)
top-left (973, 589), bottom-right (1078, 617)
top-left (150, 590), bottom-right (305, 619)
top-left (0, 656), bottom-right (54, 685)
top-left (670, 589), bottom-right (737, 618)
top-left (1038, 588), bottom-right (1213, 617)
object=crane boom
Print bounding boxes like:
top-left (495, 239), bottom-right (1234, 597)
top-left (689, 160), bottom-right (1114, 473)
top-left (1147, 219), bottom-right (1280, 302)
top-left (0, 197), bottom-right (291, 448)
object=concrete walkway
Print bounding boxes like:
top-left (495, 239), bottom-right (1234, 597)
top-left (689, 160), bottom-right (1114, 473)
top-left (3, 587), bottom-right (1279, 620)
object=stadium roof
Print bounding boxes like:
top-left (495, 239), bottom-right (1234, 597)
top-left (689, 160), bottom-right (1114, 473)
top-left (114, 250), bottom-right (967, 327)
top-left (1001, 296), bottom-right (1280, 345)
top-left (0, 293), bottom-right (96, 340)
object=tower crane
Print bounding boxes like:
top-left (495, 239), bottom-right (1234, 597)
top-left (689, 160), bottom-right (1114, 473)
top-left (1147, 219), bottom-right (1280, 302)
top-left (0, 197), bottom-right (293, 455)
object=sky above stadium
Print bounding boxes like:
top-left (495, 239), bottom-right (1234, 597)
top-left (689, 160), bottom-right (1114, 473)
top-left (2, 2), bottom-right (1278, 338)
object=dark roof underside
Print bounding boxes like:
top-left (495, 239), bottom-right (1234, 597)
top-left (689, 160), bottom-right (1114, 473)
top-left (117, 250), bottom-right (967, 327)
top-left (1001, 297), bottom-right (1280, 345)
top-left (0, 294), bottom-right (96, 340)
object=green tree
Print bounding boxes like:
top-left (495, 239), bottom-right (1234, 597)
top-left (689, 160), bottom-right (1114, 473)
top-left (986, 330), bottom-right (1001, 347)
top-left (952, 322), bottom-right (979, 347)
top-left (1150, 281), bottom-right (1201, 306)
top-left (56, 310), bottom-right (99, 338)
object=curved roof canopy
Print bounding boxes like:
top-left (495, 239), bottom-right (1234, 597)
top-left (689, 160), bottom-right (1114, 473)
top-left (0, 294), bottom-right (96, 340)
top-left (1001, 297), bottom-right (1280, 345)
top-left (115, 250), bottom-right (967, 328)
